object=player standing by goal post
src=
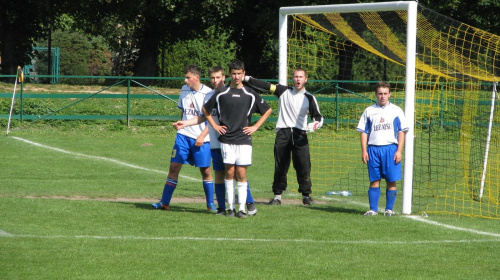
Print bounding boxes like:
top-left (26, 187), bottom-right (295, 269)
top-left (152, 64), bottom-right (215, 212)
top-left (203, 59), bottom-right (272, 218)
top-left (357, 81), bottom-right (409, 216)
top-left (243, 68), bottom-right (323, 205)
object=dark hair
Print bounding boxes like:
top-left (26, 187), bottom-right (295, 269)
top-left (209, 66), bottom-right (225, 76)
top-left (228, 59), bottom-right (245, 71)
top-left (375, 81), bottom-right (391, 93)
top-left (184, 64), bottom-right (202, 76)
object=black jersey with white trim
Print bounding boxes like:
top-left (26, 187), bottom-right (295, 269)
top-left (245, 76), bottom-right (323, 131)
top-left (203, 85), bottom-right (271, 145)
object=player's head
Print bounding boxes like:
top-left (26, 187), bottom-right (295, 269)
top-left (293, 68), bottom-right (308, 91)
top-left (375, 81), bottom-right (391, 106)
top-left (184, 64), bottom-right (202, 90)
top-left (228, 59), bottom-right (245, 89)
top-left (209, 66), bottom-right (225, 90)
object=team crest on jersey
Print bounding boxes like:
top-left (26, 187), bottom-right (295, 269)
top-left (190, 103), bottom-right (194, 108)
top-left (380, 117), bottom-right (385, 123)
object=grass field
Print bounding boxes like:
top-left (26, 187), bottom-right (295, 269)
top-left (1, 124), bottom-right (500, 279)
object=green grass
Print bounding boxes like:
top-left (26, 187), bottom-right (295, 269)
top-left (1, 125), bottom-right (500, 279)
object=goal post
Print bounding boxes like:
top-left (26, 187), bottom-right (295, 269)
top-left (277, 1), bottom-right (500, 219)
top-left (279, 1), bottom-right (418, 215)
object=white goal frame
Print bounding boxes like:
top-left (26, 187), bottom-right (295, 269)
top-left (278, 1), bottom-right (417, 215)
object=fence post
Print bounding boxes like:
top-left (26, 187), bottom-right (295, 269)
top-left (127, 79), bottom-right (131, 127)
top-left (335, 83), bottom-right (339, 129)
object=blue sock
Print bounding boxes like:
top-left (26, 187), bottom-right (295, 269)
top-left (161, 177), bottom-right (177, 205)
top-left (368, 187), bottom-right (380, 212)
top-left (214, 183), bottom-right (226, 209)
top-left (203, 180), bottom-right (214, 206)
top-left (246, 181), bottom-right (254, 204)
top-left (386, 189), bottom-right (398, 211)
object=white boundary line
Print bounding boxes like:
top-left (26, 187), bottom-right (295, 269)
top-left (11, 136), bottom-right (198, 181)
top-left (322, 196), bottom-right (500, 238)
top-left (1, 229), bottom-right (498, 244)
top-left (7, 137), bottom-right (500, 240)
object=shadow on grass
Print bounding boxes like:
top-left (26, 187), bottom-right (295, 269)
top-left (302, 204), bottom-right (363, 215)
top-left (115, 201), bottom-right (215, 214)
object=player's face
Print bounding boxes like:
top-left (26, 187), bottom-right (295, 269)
top-left (375, 87), bottom-right (391, 106)
top-left (293, 70), bottom-right (307, 91)
top-left (210, 71), bottom-right (225, 90)
top-left (184, 71), bottom-right (200, 90)
top-left (230, 69), bottom-right (245, 88)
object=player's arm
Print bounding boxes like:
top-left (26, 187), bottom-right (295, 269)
top-left (243, 76), bottom-right (288, 97)
top-left (173, 116), bottom-right (206, 130)
top-left (394, 130), bottom-right (407, 164)
top-left (307, 95), bottom-right (324, 132)
top-left (243, 107), bottom-right (273, 135)
top-left (360, 132), bottom-right (369, 164)
top-left (195, 126), bottom-right (209, 147)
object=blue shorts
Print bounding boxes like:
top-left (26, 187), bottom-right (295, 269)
top-left (170, 134), bottom-right (211, 168)
top-left (367, 144), bottom-right (401, 183)
top-left (211, 149), bottom-right (224, 171)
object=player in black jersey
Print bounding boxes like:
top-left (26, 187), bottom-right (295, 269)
top-left (203, 60), bottom-right (272, 218)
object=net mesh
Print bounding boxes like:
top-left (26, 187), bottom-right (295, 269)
top-left (286, 4), bottom-right (500, 219)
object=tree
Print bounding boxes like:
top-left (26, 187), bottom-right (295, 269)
top-left (0, 0), bottom-right (66, 77)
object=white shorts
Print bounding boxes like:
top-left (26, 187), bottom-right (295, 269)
top-left (220, 143), bottom-right (252, 166)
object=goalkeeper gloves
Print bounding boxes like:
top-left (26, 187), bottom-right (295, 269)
top-left (307, 121), bottom-right (320, 132)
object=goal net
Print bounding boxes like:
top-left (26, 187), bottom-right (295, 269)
top-left (280, 1), bottom-right (500, 219)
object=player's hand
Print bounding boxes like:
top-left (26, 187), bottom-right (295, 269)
top-left (195, 136), bottom-right (204, 147)
top-left (307, 121), bottom-right (320, 132)
top-left (243, 126), bottom-right (258, 135)
top-left (394, 151), bottom-right (402, 164)
top-left (172, 121), bottom-right (185, 130)
top-left (362, 151), bottom-right (369, 164)
top-left (213, 124), bottom-right (227, 135)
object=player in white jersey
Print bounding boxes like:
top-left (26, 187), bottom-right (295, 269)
top-left (356, 81), bottom-right (409, 216)
top-left (173, 66), bottom-right (258, 216)
top-left (243, 68), bottom-right (323, 205)
top-left (152, 64), bottom-right (215, 211)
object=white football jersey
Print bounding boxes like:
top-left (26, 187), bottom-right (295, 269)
top-left (177, 84), bottom-right (212, 141)
top-left (356, 102), bottom-right (409, 146)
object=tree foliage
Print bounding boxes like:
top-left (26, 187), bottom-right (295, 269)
top-left (1, 0), bottom-right (499, 82)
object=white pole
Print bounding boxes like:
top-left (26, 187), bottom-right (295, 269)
top-left (401, 1), bottom-right (418, 215)
top-left (278, 11), bottom-right (288, 85)
top-left (479, 82), bottom-right (497, 199)
top-left (6, 67), bottom-right (21, 136)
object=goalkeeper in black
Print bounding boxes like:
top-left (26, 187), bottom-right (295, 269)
top-left (244, 68), bottom-right (323, 205)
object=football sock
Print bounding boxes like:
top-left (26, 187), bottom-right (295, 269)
top-left (225, 179), bottom-right (235, 210)
top-left (246, 180), bottom-right (254, 204)
top-left (385, 189), bottom-right (398, 211)
top-left (368, 187), bottom-right (381, 212)
top-left (237, 181), bottom-right (248, 213)
top-left (161, 177), bottom-right (178, 205)
top-left (274, 194), bottom-right (282, 200)
top-left (203, 180), bottom-right (214, 206)
top-left (214, 183), bottom-right (226, 209)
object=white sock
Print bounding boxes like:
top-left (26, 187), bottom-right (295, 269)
top-left (237, 181), bottom-right (248, 213)
top-left (225, 179), bottom-right (235, 210)
top-left (274, 194), bottom-right (282, 200)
